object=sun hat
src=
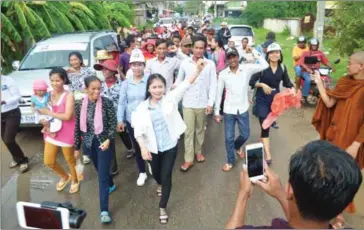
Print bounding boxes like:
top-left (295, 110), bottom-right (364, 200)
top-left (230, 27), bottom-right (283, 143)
top-left (33, 79), bottom-right (48, 91)
top-left (93, 59), bottom-right (118, 72)
top-left (129, 48), bottom-right (145, 64)
top-left (95, 50), bottom-right (113, 61)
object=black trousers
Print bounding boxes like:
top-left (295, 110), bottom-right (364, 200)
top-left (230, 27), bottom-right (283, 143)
top-left (1, 108), bottom-right (28, 164)
top-left (110, 130), bottom-right (133, 172)
top-left (149, 145), bottom-right (178, 208)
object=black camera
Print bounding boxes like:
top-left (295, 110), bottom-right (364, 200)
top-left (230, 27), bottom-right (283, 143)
top-left (40, 201), bottom-right (86, 229)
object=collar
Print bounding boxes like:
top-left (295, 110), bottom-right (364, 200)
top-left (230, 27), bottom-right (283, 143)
top-left (131, 74), bottom-right (149, 85)
top-left (156, 56), bottom-right (169, 64)
top-left (227, 65), bottom-right (243, 73)
top-left (147, 98), bottom-right (163, 109)
top-left (188, 56), bottom-right (207, 64)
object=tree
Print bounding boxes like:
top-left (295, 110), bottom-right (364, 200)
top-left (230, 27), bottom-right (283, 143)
top-left (174, 4), bottom-right (184, 15)
top-left (331, 2), bottom-right (364, 56)
top-left (184, 0), bottom-right (200, 15)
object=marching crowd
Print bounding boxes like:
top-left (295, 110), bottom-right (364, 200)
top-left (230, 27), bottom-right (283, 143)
top-left (1, 20), bottom-right (364, 228)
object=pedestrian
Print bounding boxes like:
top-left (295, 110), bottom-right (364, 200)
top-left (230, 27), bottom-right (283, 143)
top-left (174, 35), bottom-right (217, 172)
top-left (142, 40), bottom-right (156, 61)
top-left (146, 39), bottom-right (181, 92)
top-left (117, 49), bottom-right (149, 186)
top-left (226, 140), bottom-right (362, 229)
top-left (312, 50), bottom-right (364, 227)
top-left (211, 36), bottom-right (226, 73)
top-left (74, 76), bottom-right (117, 223)
top-left (31, 80), bottom-right (52, 135)
top-left (66, 51), bottom-right (94, 97)
top-left (217, 22), bottom-right (231, 48)
top-left (177, 37), bottom-right (192, 60)
top-left (132, 65), bottom-right (203, 223)
top-left (119, 34), bottom-right (137, 79)
top-left (249, 43), bottom-right (294, 164)
top-left (256, 32), bottom-right (276, 58)
top-left (238, 37), bottom-right (255, 64)
top-left (38, 67), bottom-right (79, 193)
top-left (1, 72), bottom-right (29, 173)
top-left (292, 36), bottom-right (308, 92)
top-left (214, 47), bottom-right (269, 172)
top-left (94, 59), bottom-right (135, 176)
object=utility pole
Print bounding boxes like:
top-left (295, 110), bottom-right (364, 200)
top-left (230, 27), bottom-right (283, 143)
top-left (316, 1), bottom-right (326, 49)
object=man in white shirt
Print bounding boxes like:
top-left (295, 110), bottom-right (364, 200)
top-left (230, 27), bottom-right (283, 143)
top-left (177, 37), bottom-right (192, 61)
top-left (174, 36), bottom-right (217, 172)
top-left (1, 73), bottom-right (29, 173)
top-left (238, 37), bottom-right (256, 64)
top-left (214, 47), bottom-right (269, 172)
top-left (145, 39), bottom-right (181, 91)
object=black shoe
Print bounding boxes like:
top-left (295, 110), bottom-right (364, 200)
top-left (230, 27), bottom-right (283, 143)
top-left (126, 150), bottom-right (135, 159)
top-left (271, 122), bottom-right (279, 129)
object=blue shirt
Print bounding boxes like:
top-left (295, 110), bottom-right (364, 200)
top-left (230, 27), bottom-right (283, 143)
top-left (31, 92), bottom-right (50, 109)
top-left (148, 99), bottom-right (177, 152)
top-left (117, 74), bottom-right (149, 124)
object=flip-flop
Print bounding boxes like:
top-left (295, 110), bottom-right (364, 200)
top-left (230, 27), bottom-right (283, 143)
top-left (222, 163), bottom-right (233, 172)
top-left (196, 154), bottom-right (205, 163)
top-left (180, 162), bottom-right (194, 172)
top-left (69, 182), bottom-right (80, 194)
top-left (56, 175), bottom-right (71, 191)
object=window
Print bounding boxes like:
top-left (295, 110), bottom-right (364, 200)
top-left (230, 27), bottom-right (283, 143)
top-left (230, 27), bottom-right (253, 36)
top-left (92, 35), bottom-right (119, 56)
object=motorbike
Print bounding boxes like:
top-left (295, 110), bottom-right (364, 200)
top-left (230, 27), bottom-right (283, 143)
top-left (300, 57), bottom-right (340, 104)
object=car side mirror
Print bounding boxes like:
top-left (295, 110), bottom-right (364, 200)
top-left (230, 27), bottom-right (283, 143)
top-left (12, 61), bottom-right (20, 70)
top-left (334, 59), bottom-right (341, 64)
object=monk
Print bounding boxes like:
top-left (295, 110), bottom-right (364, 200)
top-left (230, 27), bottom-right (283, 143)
top-left (312, 50), bottom-right (364, 228)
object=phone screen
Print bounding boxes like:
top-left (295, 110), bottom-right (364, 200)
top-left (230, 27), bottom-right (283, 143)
top-left (23, 206), bottom-right (64, 229)
top-left (247, 147), bottom-right (264, 178)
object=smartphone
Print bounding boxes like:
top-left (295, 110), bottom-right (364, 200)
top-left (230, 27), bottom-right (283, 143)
top-left (16, 201), bottom-right (70, 229)
top-left (245, 143), bottom-right (265, 182)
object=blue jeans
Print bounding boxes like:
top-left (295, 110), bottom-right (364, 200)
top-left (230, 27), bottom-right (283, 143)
top-left (84, 137), bottom-right (114, 212)
top-left (301, 72), bottom-right (311, 97)
top-left (224, 111), bottom-right (250, 165)
top-left (294, 65), bottom-right (302, 77)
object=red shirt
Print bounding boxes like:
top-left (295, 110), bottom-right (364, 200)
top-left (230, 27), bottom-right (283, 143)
top-left (299, 50), bottom-right (329, 72)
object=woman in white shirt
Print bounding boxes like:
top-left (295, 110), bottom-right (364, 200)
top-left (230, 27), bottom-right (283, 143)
top-left (131, 59), bottom-right (205, 224)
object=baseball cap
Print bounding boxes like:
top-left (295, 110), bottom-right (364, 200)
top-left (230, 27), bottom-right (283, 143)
top-left (94, 59), bottom-right (118, 72)
top-left (226, 47), bottom-right (239, 58)
top-left (181, 37), bottom-right (192, 46)
top-left (267, 43), bottom-right (282, 53)
top-left (129, 48), bottom-right (145, 64)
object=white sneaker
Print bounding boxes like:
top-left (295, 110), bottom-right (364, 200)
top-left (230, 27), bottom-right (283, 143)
top-left (147, 162), bottom-right (153, 176)
top-left (136, 173), bottom-right (147, 186)
top-left (83, 155), bottom-right (91, 164)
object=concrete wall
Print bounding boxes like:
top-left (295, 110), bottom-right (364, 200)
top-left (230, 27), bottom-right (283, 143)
top-left (263, 18), bottom-right (301, 37)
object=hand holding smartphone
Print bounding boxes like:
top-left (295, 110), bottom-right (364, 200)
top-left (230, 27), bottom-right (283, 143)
top-left (245, 143), bottom-right (265, 182)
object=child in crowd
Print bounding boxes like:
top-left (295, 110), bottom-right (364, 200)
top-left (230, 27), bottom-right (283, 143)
top-left (31, 79), bottom-right (53, 135)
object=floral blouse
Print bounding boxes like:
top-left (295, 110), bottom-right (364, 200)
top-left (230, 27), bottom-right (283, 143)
top-left (101, 79), bottom-right (122, 110)
top-left (74, 97), bottom-right (116, 150)
top-left (67, 67), bottom-right (94, 92)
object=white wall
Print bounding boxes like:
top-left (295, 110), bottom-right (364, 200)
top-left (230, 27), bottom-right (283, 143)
top-left (263, 18), bottom-right (301, 37)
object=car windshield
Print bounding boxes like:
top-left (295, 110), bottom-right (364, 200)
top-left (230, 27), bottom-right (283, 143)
top-left (19, 42), bottom-right (89, 70)
top-left (230, 27), bottom-right (253, 36)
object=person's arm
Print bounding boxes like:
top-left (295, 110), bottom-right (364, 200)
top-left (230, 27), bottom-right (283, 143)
top-left (214, 74), bottom-right (225, 116)
top-left (105, 98), bottom-right (117, 140)
top-left (312, 71), bottom-right (337, 108)
top-left (299, 53), bottom-right (312, 73)
top-left (74, 102), bottom-right (82, 151)
top-left (167, 70), bottom-right (201, 103)
top-left (225, 192), bottom-right (250, 229)
top-left (117, 80), bottom-right (128, 123)
top-left (245, 50), bottom-right (269, 76)
top-left (292, 47), bottom-right (301, 61)
top-left (282, 65), bottom-right (294, 88)
top-left (208, 62), bottom-right (217, 108)
top-left (320, 54), bottom-right (333, 69)
top-left (4, 78), bottom-right (21, 105)
top-left (47, 93), bottom-right (74, 121)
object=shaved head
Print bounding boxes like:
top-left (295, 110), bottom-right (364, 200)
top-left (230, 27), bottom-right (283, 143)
top-left (351, 51), bottom-right (364, 64)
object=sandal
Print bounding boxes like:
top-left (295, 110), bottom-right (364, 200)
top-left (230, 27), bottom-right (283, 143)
top-left (156, 185), bottom-right (162, 197)
top-left (196, 154), bottom-right (205, 163)
top-left (222, 163), bottom-right (233, 172)
top-left (56, 175), bottom-right (71, 191)
top-left (236, 149), bottom-right (245, 160)
top-left (9, 161), bottom-right (19, 168)
top-left (180, 162), bottom-right (194, 172)
top-left (159, 208), bottom-right (168, 224)
top-left (19, 163), bottom-right (29, 173)
top-left (69, 182), bottom-right (80, 194)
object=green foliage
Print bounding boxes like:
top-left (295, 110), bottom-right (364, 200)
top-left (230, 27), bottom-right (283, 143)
top-left (174, 4), bottom-right (184, 15)
top-left (184, 0), bottom-right (200, 15)
top-left (243, 1), bottom-right (316, 27)
top-left (282, 26), bottom-right (291, 37)
top-left (1, 1), bottom-right (134, 72)
top-left (331, 2), bottom-right (364, 56)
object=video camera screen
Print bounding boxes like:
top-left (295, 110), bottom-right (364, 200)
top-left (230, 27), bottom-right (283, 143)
top-left (24, 206), bottom-right (63, 229)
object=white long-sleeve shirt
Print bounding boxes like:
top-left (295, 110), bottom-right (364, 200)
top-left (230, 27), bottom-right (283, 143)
top-left (214, 52), bottom-right (269, 116)
top-left (175, 57), bottom-right (217, 108)
top-left (1, 75), bottom-right (21, 113)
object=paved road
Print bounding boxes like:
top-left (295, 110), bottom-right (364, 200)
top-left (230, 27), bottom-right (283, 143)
top-left (1, 106), bottom-right (363, 229)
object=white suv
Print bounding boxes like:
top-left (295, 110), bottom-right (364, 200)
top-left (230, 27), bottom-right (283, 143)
top-left (8, 31), bottom-right (118, 127)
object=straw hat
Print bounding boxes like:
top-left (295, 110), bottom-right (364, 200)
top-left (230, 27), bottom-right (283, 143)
top-left (95, 50), bottom-right (113, 61)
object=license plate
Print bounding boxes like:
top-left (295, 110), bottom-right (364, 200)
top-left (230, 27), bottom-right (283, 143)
top-left (21, 115), bottom-right (36, 124)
